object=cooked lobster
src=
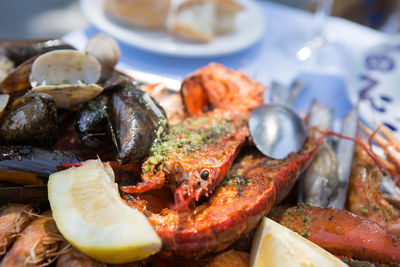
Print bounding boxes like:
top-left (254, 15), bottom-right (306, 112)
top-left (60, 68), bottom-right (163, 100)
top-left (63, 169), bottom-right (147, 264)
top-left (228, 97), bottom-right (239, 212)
top-left (121, 63), bottom-right (264, 209)
top-left (122, 63), bottom-right (400, 265)
top-left (124, 129), bottom-right (324, 258)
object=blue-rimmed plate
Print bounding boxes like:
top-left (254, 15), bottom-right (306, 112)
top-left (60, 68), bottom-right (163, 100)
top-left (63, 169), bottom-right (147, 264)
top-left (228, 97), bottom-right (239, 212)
top-left (349, 41), bottom-right (400, 137)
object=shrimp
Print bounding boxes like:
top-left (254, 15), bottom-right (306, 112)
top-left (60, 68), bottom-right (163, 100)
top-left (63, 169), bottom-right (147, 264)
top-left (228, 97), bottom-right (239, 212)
top-left (1, 213), bottom-right (69, 266)
top-left (346, 141), bottom-right (400, 237)
top-left (0, 203), bottom-right (34, 255)
top-left (56, 247), bottom-right (107, 267)
top-left (209, 250), bottom-right (249, 267)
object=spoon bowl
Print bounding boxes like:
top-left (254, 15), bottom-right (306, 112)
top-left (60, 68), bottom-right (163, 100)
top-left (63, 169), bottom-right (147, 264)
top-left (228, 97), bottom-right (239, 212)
top-left (248, 104), bottom-right (307, 159)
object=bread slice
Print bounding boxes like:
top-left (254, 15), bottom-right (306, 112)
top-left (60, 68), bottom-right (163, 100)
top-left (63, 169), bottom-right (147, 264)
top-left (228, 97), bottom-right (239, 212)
top-left (215, 0), bottom-right (243, 34)
top-left (169, 0), bottom-right (216, 43)
top-left (104, 0), bottom-right (171, 30)
top-left (168, 0), bottom-right (243, 43)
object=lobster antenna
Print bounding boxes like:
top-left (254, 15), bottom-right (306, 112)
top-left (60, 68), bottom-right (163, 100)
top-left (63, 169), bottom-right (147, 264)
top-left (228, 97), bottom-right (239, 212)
top-left (322, 129), bottom-right (386, 176)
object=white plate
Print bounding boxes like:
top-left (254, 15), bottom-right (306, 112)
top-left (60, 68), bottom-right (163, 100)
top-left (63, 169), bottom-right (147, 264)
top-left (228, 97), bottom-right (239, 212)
top-left (80, 0), bottom-right (265, 57)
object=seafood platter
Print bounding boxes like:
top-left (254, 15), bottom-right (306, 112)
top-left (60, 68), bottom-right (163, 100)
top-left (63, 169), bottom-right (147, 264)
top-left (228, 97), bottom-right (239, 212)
top-left (0, 34), bottom-right (399, 267)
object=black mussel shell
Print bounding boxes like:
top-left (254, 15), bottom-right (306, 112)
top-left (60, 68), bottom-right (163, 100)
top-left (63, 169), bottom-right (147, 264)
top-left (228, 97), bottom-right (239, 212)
top-left (101, 70), bottom-right (135, 91)
top-left (0, 92), bottom-right (58, 147)
top-left (110, 82), bottom-right (168, 164)
top-left (0, 145), bottom-right (82, 176)
top-left (0, 185), bottom-right (48, 204)
top-left (76, 95), bottom-right (109, 148)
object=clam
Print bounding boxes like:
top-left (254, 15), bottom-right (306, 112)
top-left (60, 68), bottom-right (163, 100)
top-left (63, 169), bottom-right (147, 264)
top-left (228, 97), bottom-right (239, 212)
top-left (0, 39), bottom-right (75, 67)
top-left (0, 55), bottom-right (14, 82)
top-left (86, 33), bottom-right (120, 82)
top-left (1, 56), bottom-right (36, 96)
top-left (0, 94), bottom-right (9, 118)
top-left (30, 50), bottom-right (103, 109)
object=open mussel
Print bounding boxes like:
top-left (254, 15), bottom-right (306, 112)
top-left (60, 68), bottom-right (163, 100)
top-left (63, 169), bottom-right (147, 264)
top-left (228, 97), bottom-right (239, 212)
top-left (0, 146), bottom-right (81, 204)
top-left (110, 82), bottom-right (168, 164)
top-left (0, 92), bottom-right (58, 147)
top-left (30, 50), bottom-right (103, 109)
top-left (0, 145), bottom-right (81, 184)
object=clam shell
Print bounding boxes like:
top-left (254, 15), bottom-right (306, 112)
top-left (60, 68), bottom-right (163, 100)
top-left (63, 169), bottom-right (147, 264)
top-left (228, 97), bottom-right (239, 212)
top-left (1, 56), bottom-right (36, 96)
top-left (32, 84), bottom-right (103, 109)
top-left (30, 49), bottom-right (101, 86)
top-left (86, 34), bottom-right (120, 82)
top-left (0, 94), bottom-right (9, 118)
top-left (30, 50), bottom-right (103, 108)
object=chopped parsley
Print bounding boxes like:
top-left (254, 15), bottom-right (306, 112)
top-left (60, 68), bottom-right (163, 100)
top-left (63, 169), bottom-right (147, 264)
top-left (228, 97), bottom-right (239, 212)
top-left (360, 208), bottom-right (369, 216)
top-left (142, 115), bottom-right (234, 173)
top-left (220, 175), bottom-right (251, 187)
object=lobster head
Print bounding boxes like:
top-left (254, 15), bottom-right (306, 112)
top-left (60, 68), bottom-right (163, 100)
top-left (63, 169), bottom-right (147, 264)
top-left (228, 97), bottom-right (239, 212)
top-left (165, 161), bottom-right (224, 210)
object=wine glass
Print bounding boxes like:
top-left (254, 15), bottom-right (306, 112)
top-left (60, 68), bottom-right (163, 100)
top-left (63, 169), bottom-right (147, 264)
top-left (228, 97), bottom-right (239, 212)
top-left (282, 0), bottom-right (350, 77)
top-left (293, 0), bottom-right (334, 60)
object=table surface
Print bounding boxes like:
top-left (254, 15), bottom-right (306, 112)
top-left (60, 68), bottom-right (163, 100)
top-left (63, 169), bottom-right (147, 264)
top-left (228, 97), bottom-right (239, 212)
top-left (64, 1), bottom-right (390, 84)
top-left (64, 0), bottom-right (400, 135)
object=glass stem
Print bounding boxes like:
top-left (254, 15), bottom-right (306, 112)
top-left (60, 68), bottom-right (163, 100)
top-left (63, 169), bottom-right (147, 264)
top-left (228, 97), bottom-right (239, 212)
top-left (314, 0), bottom-right (334, 40)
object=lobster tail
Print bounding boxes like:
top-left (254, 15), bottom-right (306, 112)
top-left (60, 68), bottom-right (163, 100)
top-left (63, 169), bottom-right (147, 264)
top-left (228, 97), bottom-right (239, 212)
top-left (273, 205), bottom-right (400, 264)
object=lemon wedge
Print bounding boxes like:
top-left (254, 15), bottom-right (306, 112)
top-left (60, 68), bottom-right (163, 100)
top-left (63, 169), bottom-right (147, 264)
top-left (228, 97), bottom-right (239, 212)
top-left (249, 217), bottom-right (348, 267)
top-left (48, 159), bottom-right (161, 264)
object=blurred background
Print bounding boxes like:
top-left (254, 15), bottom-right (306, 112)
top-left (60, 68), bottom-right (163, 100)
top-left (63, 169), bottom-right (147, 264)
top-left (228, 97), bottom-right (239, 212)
top-left (0, 0), bottom-right (398, 40)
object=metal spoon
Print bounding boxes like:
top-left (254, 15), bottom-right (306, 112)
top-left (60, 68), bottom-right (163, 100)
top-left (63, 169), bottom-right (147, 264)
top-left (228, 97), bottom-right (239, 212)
top-left (249, 104), bottom-right (307, 159)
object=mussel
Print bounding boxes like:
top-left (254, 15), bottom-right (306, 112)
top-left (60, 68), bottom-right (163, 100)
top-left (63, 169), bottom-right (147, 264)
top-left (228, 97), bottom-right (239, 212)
top-left (0, 93), bottom-right (58, 147)
top-left (101, 70), bottom-right (135, 91)
top-left (0, 185), bottom-right (48, 204)
top-left (76, 95), bottom-right (110, 148)
top-left (0, 145), bottom-right (81, 185)
top-left (0, 146), bottom-right (81, 203)
top-left (76, 70), bottom-right (137, 148)
top-left (110, 82), bottom-right (168, 164)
